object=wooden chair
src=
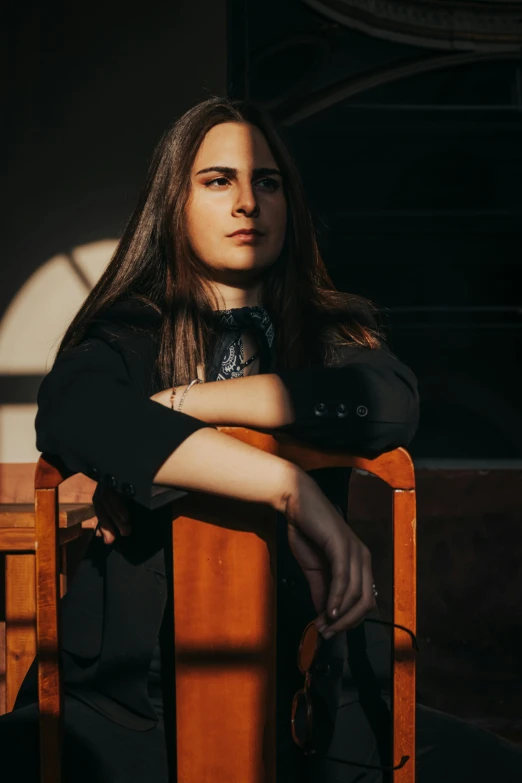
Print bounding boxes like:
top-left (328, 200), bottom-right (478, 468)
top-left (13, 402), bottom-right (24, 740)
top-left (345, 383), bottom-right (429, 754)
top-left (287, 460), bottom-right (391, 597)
top-left (34, 430), bottom-right (416, 783)
top-left (0, 464), bottom-right (96, 715)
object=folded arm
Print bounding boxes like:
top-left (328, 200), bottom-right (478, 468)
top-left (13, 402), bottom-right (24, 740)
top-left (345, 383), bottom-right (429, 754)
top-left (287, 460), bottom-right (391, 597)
top-left (152, 344), bottom-right (420, 457)
top-left (35, 320), bottom-right (292, 513)
top-left (36, 300), bottom-right (418, 515)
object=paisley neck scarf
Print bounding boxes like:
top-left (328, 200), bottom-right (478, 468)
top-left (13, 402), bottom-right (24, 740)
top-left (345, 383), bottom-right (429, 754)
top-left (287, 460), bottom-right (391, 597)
top-left (207, 304), bottom-right (277, 383)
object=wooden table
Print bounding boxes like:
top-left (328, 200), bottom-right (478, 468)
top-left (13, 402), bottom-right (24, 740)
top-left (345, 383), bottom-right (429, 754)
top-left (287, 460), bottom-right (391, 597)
top-left (0, 493), bottom-right (95, 713)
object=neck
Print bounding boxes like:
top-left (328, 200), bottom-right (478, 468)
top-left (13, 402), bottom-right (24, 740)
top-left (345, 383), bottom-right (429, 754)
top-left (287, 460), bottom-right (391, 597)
top-left (207, 280), bottom-right (264, 311)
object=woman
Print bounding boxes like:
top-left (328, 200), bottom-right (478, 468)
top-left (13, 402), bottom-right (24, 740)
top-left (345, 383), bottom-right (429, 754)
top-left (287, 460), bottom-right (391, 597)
top-left (1, 96), bottom-right (521, 783)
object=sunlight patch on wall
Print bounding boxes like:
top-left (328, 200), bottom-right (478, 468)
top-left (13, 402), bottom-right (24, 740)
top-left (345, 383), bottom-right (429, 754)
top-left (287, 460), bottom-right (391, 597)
top-left (0, 404), bottom-right (39, 462)
top-left (0, 239), bottom-right (118, 462)
top-left (0, 239), bottom-right (118, 374)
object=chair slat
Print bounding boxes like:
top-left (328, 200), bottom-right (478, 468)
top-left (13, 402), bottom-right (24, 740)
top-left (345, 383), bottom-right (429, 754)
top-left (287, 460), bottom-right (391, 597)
top-left (392, 488), bottom-right (417, 782)
top-left (5, 554), bottom-right (36, 712)
top-left (35, 487), bottom-right (63, 783)
top-left (172, 495), bottom-right (277, 783)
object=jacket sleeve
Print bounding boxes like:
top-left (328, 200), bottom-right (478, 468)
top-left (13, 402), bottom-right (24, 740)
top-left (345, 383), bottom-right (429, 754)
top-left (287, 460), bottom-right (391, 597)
top-left (274, 344), bottom-right (419, 457)
top-left (35, 331), bottom-right (215, 510)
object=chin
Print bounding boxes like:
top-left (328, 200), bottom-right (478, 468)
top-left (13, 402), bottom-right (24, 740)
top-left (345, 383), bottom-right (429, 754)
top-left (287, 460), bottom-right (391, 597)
top-left (225, 250), bottom-right (276, 269)
top-left (211, 259), bottom-right (276, 281)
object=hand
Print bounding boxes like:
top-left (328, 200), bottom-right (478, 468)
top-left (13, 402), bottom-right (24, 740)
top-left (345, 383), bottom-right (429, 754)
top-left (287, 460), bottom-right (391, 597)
top-left (82, 484), bottom-right (133, 545)
top-left (282, 470), bottom-right (376, 639)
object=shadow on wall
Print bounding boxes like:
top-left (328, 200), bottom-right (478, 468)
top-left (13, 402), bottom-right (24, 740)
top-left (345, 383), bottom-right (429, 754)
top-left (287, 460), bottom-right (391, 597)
top-left (0, 239), bottom-right (118, 462)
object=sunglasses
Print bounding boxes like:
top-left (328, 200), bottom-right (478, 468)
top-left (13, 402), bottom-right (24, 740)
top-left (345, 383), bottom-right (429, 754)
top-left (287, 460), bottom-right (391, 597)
top-left (291, 618), bottom-right (419, 771)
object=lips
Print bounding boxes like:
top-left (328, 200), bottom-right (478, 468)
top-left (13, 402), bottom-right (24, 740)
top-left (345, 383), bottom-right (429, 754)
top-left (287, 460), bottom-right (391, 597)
top-left (229, 229), bottom-right (263, 237)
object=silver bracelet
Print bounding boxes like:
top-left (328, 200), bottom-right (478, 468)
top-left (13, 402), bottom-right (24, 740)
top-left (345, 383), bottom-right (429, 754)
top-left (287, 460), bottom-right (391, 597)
top-left (177, 378), bottom-right (203, 412)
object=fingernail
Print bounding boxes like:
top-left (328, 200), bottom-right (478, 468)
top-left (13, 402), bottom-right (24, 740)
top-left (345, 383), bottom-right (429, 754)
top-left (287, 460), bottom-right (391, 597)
top-left (331, 607), bottom-right (338, 618)
top-left (318, 625), bottom-right (327, 634)
top-left (323, 630), bottom-right (334, 640)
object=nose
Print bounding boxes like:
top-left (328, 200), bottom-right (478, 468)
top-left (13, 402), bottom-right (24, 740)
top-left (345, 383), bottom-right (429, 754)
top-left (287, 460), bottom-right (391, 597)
top-left (233, 182), bottom-right (259, 218)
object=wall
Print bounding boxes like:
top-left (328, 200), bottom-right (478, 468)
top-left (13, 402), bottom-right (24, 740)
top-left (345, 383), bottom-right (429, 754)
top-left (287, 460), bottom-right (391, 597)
top-left (1, 0), bottom-right (228, 461)
top-left (232, 0), bottom-right (522, 464)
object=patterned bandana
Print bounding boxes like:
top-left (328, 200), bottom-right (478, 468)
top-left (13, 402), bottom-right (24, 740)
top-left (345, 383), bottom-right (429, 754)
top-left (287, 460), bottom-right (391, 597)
top-left (206, 304), bottom-right (276, 383)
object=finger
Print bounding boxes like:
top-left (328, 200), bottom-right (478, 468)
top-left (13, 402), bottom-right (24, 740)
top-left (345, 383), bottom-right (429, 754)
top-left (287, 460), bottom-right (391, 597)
top-left (323, 558), bottom-right (375, 638)
top-left (100, 523), bottom-right (117, 546)
top-left (324, 535), bottom-right (351, 621)
top-left (336, 545), bottom-right (364, 619)
top-left (317, 556), bottom-right (362, 638)
top-left (315, 547), bottom-right (361, 634)
top-left (92, 484), bottom-right (130, 533)
top-left (104, 492), bottom-right (132, 537)
top-left (94, 508), bottom-right (118, 545)
top-left (81, 516), bottom-right (99, 529)
top-left (305, 569), bottom-right (328, 619)
top-left (344, 561), bottom-right (376, 629)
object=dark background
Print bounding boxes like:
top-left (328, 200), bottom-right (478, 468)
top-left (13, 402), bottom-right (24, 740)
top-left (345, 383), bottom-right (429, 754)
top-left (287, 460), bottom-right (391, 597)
top-left (3, 0), bottom-right (521, 462)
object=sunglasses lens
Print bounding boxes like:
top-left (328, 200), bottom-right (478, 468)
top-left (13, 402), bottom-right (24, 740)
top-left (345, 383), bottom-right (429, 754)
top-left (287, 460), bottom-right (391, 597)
top-left (292, 691), bottom-right (311, 747)
top-left (297, 622), bottom-right (319, 673)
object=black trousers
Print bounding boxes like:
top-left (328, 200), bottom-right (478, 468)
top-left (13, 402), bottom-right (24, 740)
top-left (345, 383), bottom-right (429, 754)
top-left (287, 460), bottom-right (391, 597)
top-left (1, 692), bottom-right (522, 783)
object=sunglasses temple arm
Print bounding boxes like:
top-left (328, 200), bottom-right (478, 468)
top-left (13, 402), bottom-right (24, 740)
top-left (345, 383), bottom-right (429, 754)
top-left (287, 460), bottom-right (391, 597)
top-left (363, 618), bottom-right (420, 651)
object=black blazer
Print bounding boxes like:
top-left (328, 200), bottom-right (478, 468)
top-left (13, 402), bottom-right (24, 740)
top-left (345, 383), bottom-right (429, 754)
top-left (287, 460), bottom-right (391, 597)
top-left (14, 298), bottom-right (419, 731)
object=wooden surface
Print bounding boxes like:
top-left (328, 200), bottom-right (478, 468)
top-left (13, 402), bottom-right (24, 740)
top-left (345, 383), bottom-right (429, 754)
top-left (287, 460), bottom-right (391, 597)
top-left (0, 519), bottom-right (89, 552)
top-left (5, 554), bottom-right (36, 712)
top-left (0, 503), bottom-right (95, 528)
top-left (392, 489), bottom-right (417, 780)
top-left (172, 493), bottom-right (278, 783)
top-left (218, 430), bottom-right (415, 489)
top-left (0, 462), bottom-right (93, 724)
top-left (35, 485), bottom-right (63, 783)
top-left (0, 463), bottom-right (95, 504)
top-left (0, 551), bottom-right (4, 713)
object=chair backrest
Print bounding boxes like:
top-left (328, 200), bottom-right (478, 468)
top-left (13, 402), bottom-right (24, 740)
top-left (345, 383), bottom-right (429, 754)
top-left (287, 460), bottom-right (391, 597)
top-left (34, 430), bottom-right (416, 783)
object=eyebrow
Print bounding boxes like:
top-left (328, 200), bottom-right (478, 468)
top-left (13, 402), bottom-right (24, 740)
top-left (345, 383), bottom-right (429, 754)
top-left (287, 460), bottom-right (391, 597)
top-left (195, 166), bottom-right (282, 178)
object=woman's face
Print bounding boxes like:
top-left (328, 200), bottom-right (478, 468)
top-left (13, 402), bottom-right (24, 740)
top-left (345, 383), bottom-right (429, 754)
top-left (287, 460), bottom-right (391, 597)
top-left (185, 122), bottom-right (287, 285)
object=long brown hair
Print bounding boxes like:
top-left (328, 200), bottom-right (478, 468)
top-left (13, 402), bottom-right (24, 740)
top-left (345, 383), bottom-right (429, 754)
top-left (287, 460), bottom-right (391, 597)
top-left (57, 96), bottom-right (383, 387)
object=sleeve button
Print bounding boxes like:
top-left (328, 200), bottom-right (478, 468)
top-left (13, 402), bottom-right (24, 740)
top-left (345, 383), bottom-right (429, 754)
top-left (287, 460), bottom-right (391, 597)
top-left (313, 402), bottom-right (327, 416)
top-left (336, 403), bottom-right (348, 418)
top-left (121, 482), bottom-right (136, 497)
top-left (91, 467), bottom-right (99, 479)
top-left (356, 405), bottom-right (368, 417)
top-left (103, 473), bottom-right (118, 487)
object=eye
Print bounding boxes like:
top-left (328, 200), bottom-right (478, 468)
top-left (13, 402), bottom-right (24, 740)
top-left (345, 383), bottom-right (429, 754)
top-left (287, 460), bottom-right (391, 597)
top-left (204, 177), bottom-right (280, 190)
top-left (255, 177), bottom-right (280, 191)
top-left (206, 177), bottom-right (230, 187)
